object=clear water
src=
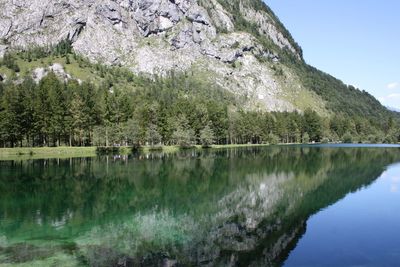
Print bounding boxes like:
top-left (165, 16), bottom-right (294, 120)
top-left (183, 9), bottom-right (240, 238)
top-left (0, 145), bottom-right (400, 266)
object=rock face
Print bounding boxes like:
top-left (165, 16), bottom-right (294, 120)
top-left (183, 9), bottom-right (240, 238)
top-left (32, 63), bottom-right (73, 83)
top-left (0, 0), bottom-right (313, 112)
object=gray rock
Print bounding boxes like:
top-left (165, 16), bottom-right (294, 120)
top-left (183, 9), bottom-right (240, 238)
top-left (171, 25), bottom-right (192, 49)
top-left (96, 3), bottom-right (123, 25)
top-left (32, 67), bottom-right (47, 83)
top-left (67, 16), bottom-right (87, 42)
top-left (32, 63), bottom-right (72, 83)
top-left (0, 44), bottom-right (8, 58)
top-left (187, 5), bottom-right (210, 25)
top-left (0, 0), bottom-right (305, 112)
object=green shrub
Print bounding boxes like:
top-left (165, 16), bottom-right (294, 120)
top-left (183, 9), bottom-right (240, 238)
top-left (267, 133), bottom-right (279, 145)
top-left (302, 133), bottom-right (310, 144)
top-left (321, 137), bottom-right (329, 144)
top-left (342, 132), bottom-right (353, 144)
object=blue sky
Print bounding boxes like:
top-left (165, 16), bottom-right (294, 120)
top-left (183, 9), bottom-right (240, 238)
top-left (265, 0), bottom-right (400, 109)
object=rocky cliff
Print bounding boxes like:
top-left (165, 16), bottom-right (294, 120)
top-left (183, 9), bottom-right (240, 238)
top-left (0, 0), bottom-right (328, 112)
top-left (0, 0), bottom-right (394, 121)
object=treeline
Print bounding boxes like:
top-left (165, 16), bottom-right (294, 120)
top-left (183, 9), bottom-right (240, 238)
top-left (0, 69), bottom-right (398, 148)
top-left (0, 42), bottom-right (399, 148)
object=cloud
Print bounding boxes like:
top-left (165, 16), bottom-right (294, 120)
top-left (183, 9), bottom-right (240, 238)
top-left (380, 93), bottom-right (400, 103)
top-left (387, 93), bottom-right (400, 99)
top-left (390, 185), bottom-right (398, 193)
top-left (378, 93), bottom-right (400, 109)
top-left (387, 82), bottom-right (399, 89)
top-left (391, 176), bottom-right (400, 193)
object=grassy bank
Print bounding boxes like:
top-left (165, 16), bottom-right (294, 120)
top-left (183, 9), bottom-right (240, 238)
top-left (0, 147), bottom-right (97, 160)
top-left (0, 144), bottom-right (275, 160)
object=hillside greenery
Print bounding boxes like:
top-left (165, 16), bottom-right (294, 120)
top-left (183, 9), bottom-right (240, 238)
top-left (0, 40), bottom-right (399, 148)
top-left (209, 0), bottom-right (396, 127)
top-left (286, 60), bottom-right (394, 123)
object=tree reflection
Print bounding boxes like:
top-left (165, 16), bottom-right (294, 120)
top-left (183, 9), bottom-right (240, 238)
top-left (0, 146), bottom-right (400, 266)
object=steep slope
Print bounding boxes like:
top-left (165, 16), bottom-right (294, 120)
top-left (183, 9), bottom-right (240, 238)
top-left (0, 0), bottom-right (395, 120)
top-left (0, 0), bottom-right (323, 113)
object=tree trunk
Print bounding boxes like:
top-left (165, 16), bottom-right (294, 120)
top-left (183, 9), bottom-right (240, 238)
top-left (89, 130), bottom-right (92, 146)
top-left (106, 128), bottom-right (109, 147)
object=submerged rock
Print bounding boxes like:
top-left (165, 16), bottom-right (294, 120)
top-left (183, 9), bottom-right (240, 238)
top-left (0, 243), bottom-right (54, 264)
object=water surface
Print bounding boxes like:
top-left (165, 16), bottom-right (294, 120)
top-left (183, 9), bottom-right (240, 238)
top-left (0, 145), bottom-right (400, 266)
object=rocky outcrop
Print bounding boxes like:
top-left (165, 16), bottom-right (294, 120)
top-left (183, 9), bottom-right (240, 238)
top-left (240, 4), bottom-right (300, 57)
top-left (32, 63), bottom-right (74, 83)
top-left (0, 0), bottom-right (308, 112)
top-left (0, 44), bottom-right (7, 58)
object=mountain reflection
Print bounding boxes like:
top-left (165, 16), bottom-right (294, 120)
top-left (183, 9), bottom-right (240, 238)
top-left (0, 146), bottom-right (399, 266)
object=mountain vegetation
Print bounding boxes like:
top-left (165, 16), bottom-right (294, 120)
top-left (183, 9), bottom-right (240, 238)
top-left (0, 0), bottom-right (399, 148)
top-left (0, 45), bottom-right (398, 148)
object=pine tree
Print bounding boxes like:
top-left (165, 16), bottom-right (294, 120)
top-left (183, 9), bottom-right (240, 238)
top-left (47, 72), bottom-right (66, 146)
top-left (146, 123), bottom-right (161, 147)
top-left (33, 74), bottom-right (54, 146)
top-left (123, 118), bottom-right (141, 147)
top-left (70, 93), bottom-right (86, 146)
top-left (171, 115), bottom-right (194, 147)
top-left (80, 82), bottom-right (100, 145)
top-left (302, 132), bottom-right (310, 144)
top-left (65, 54), bottom-right (71, 64)
top-left (18, 79), bottom-right (35, 146)
top-left (0, 85), bottom-right (24, 146)
top-left (304, 109), bottom-right (322, 142)
top-left (200, 123), bottom-right (215, 148)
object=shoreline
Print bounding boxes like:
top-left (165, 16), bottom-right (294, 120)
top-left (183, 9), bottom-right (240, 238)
top-left (0, 144), bottom-right (272, 161)
top-left (1, 143), bottom-right (398, 161)
top-left (0, 146), bottom-right (98, 161)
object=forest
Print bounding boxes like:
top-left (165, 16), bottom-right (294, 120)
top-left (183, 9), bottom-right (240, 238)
top-left (0, 42), bottom-right (399, 148)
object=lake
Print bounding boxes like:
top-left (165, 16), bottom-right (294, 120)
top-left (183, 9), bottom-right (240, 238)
top-left (1, 145), bottom-right (400, 266)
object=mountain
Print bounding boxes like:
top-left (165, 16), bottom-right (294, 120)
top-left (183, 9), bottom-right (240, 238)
top-left (0, 0), bottom-right (397, 147)
top-left (0, 0), bottom-right (392, 115)
top-left (387, 106), bottom-right (400, 113)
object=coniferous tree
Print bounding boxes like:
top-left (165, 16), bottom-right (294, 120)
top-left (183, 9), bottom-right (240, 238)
top-left (302, 132), bottom-right (310, 144)
top-left (47, 72), bottom-right (66, 146)
top-left (123, 118), bottom-right (141, 147)
top-left (172, 115), bottom-right (195, 148)
top-left (304, 108), bottom-right (322, 142)
top-left (0, 51), bottom-right (398, 148)
top-left (1, 84), bottom-right (24, 146)
top-left (146, 123), bottom-right (162, 147)
top-left (33, 74), bottom-right (54, 146)
top-left (70, 93), bottom-right (86, 146)
top-left (19, 78), bottom-right (35, 146)
top-left (200, 123), bottom-right (215, 148)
